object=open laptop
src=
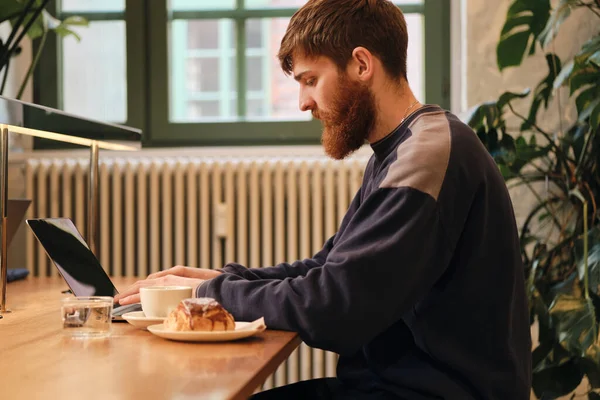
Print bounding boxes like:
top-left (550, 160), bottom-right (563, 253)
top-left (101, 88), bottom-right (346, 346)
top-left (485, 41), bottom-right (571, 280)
top-left (26, 217), bottom-right (142, 320)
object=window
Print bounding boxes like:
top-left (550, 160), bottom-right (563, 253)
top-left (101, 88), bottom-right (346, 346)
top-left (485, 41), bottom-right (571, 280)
top-left (35, 0), bottom-right (450, 147)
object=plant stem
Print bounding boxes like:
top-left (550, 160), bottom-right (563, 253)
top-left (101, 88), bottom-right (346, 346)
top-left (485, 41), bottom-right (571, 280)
top-left (587, 5), bottom-right (600, 18)
top-left (584, 201), bottom-right (589, 300)
top-left (580, 2), bottom-right (600, 18)
top-left (583, 181), bottom-right (597, 227)
top-left (16, 28), bottom-right (47, 100)
top-left (519, 173), bottom-right (564, 228)
top-left (0, 57), bottom-right (10, 96)
top-left (508, 103), bottom-right (574, 162)
top-left (507, 103), bottom-right (576, 188)
top-left (575, 127), bottom-right (596, 180)
top-left (520, 196), bottom-right (563, 266)
top-left (1, 0), bottom-right (37, 58)
top-left (0, 0), bottom-right (50, 71)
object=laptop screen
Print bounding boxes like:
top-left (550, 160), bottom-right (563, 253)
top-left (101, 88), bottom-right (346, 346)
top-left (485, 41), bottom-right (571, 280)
top-left (26, 218), bottom-right (118, 297)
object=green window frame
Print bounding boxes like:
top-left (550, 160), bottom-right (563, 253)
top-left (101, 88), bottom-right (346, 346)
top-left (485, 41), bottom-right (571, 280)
top-left (35, 0), bottom-right (450, 148)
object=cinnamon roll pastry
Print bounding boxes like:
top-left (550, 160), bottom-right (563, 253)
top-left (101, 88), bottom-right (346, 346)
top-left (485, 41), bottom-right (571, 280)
top-left (164, 298), bottom-right (235, 331)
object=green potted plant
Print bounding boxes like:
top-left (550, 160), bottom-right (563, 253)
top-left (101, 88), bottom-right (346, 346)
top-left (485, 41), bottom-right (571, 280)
top-left (466, 0), bottom-right (600, 398)
top-left (0, 0), bottom-right (87, 99)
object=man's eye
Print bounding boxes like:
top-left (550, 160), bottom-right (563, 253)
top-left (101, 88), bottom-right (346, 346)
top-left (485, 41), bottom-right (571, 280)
top-left (306, 79), bottom-right (316, 86)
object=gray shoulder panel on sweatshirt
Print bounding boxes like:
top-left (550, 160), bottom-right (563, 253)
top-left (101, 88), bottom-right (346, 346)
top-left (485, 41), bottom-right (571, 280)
top-left (379, 110), bottom-right (451, 201)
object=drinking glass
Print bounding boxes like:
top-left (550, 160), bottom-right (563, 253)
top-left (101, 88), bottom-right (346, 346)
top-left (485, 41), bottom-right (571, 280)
top-left (61, 296), bottom-right (113, 338)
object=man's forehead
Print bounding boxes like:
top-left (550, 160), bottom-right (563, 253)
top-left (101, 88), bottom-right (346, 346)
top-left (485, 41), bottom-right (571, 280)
top-left (291, 55), bottom-right (333, 77)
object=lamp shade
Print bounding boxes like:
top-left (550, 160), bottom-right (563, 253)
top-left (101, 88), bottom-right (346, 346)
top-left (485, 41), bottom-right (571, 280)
top-left (0, 95), bottom-right (142, 149)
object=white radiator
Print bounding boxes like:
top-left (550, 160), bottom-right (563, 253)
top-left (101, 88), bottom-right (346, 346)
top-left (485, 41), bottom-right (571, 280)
top-left (24, 155), bottom-right (368, 389)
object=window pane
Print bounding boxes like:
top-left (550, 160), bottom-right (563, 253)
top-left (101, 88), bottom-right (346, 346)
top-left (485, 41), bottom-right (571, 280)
top-left (247, 57), bottom-right (263, 92)
top-left (170, 20), bottom-right (237, 122)
top-left (247, 99), bottom-right (265, 117)
top-left (187, 20), bottom-right (220, 49)
top-left (405, 14), bottom-right (424, 103)
top-left (188, 58), bottom-right (220, 92)
top-left (246, 18), bottom-right (308, 121)
top-left (171, 0), bottom-right (235, 11)
top-left (188, 101), bottom-right (220, 118)
top-left (62, 21), bottom-right (127, 123)
top-left (246, 0), bottom-right (307, 9)
top-left (61, 0), bottom-right (124, 12)
top-left (245, 0), bottom-right (421, 9)
top-left (246, 19), bottom-right (263, 49)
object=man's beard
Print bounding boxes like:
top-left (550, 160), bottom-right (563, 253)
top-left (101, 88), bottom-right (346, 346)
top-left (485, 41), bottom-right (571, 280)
top-left (313, 75), bottom-right (377, 160)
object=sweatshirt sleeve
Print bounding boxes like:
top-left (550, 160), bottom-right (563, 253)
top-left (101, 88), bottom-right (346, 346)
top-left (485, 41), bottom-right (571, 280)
top-left (214, 188), bottom-right (363, 281)
top-left (218, 234), bottom-right (336, 280)
top-left (197, 187), bottom-right (452, 355)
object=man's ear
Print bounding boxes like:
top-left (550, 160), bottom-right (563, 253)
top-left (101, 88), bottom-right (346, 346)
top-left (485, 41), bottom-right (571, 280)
top-left (348, 47), bottom-right (375, 82)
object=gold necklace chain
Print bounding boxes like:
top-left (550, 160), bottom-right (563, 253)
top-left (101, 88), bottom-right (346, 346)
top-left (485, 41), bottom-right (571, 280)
top-left (400, 99), bottom-right (420, 124)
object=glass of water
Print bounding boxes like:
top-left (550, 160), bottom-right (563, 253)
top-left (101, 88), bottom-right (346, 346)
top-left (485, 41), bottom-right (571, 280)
top-left (61, 296), bottom-right (113, 338)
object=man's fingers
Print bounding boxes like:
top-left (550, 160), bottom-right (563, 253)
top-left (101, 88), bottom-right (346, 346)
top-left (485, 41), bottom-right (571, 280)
top-left (117, 294), bottom-right (140, 305)
top-left (114, 278), bottom-right (158, 302)
top-left (147, 265), bottom-right (187, 279)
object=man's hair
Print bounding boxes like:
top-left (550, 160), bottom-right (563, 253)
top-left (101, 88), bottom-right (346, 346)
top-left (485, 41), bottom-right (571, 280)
top-left (278, 0), bottom-right (409, 81)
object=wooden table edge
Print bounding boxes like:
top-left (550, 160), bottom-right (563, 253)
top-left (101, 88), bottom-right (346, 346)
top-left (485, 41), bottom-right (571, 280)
top-left (230, 333), bottom-right (303, 400)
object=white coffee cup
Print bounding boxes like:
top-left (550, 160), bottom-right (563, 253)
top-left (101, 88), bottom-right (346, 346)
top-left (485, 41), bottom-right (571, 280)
top-left (139, 286), bottom-right (193, 318)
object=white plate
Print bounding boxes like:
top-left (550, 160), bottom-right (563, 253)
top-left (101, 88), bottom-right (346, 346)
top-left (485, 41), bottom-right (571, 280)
top-left (147, 317), bottom-right (267, 342)
top-left (122, 311), bottom-right (165, 330)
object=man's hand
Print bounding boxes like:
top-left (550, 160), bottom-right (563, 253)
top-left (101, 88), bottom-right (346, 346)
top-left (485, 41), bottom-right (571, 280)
top-left (114, 266), bottom-right (222, 305)
top-left (147, 266), bottom-right (222, 280)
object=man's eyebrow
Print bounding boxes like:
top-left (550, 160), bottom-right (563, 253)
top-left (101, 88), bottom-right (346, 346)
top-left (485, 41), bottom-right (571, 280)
top-left (294, 71), bottom-right (311, 82)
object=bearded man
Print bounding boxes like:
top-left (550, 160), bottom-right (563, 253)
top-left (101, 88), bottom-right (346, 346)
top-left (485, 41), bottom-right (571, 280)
top-left (116, 0), bottom-right (532, 398)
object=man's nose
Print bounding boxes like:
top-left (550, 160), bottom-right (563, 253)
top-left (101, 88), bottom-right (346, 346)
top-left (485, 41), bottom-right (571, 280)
top-left (299, 94), bottom-right (315, 112)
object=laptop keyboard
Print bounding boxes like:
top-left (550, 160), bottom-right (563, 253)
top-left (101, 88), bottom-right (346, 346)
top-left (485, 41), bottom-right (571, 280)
top-left (113, 303), bottom-right (142, 316)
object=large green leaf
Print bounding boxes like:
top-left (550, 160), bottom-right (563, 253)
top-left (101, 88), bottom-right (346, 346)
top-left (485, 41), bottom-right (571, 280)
top-left (533, 287), bottom-right (556, 345)
top-left (576, 229), bottom-right (600, 295)
top-left (591, 51), bottom-right (600, 69)
top-left (0, 0), bottom-right (24, 23)
top-left (538, 0), bottom-right (579, 48)
top-left (549, 294), bottom-right (598, 357)
top-left (553, 36), bottom-right (600, 91)
top-left (554, 59), bottom-right (575, 89)
top-left (591, 101), bottom-right (600, 132)
top-left (46, 14), bottom-right (88, 41)
top-left (463, 102), bottom-right (502, 131)
top-left (576, 85), bottom-right (600, 124)
top-left (522, 54), bottom-right (562, 131)
top-left (497, 88), bottom-right (531, 110)
top-left (582, 344), bottom-right (600, 388)
top-left (532, 357), bottom-right (584, 398)
top-left (580, 98), bottom-right (600, 124)
top-left (564, 123), bottom-right (589, 162)
top-left (466, 90), bottom-right (530, 135)
top-left (534, 340), bottom-right (574, 371)
top-left (497, 0), bottom-right (551, 70)
top-left (578, 36), bottom-right (600, 64)
top-left (570, 65), bottom-right (600, 96)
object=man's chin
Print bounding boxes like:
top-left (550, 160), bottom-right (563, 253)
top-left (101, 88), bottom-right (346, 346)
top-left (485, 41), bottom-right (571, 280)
top-left (321, 129), bottom-right (359, 160)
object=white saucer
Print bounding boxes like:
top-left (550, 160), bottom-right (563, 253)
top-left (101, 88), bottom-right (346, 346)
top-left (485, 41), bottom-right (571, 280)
top-left (147, 317), bottom-right (266, 342)
top-left (121, 311), bottom-right (165, 330)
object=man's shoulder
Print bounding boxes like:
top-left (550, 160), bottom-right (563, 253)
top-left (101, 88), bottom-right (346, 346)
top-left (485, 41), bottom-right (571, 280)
top-left (378, 109), bottom-right (453, 201)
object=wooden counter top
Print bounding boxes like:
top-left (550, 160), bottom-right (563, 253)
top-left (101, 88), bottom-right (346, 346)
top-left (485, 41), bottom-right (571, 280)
top-left (0, 277), bottom-right (301, 400)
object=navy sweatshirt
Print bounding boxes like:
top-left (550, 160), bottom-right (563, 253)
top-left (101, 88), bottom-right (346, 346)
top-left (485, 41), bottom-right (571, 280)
top-left (197, 105), bottom-right (532, 399)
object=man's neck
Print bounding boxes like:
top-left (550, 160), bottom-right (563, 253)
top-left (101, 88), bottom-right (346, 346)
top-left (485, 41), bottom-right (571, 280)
top-left (367, 81), bottom-right (419, 144)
